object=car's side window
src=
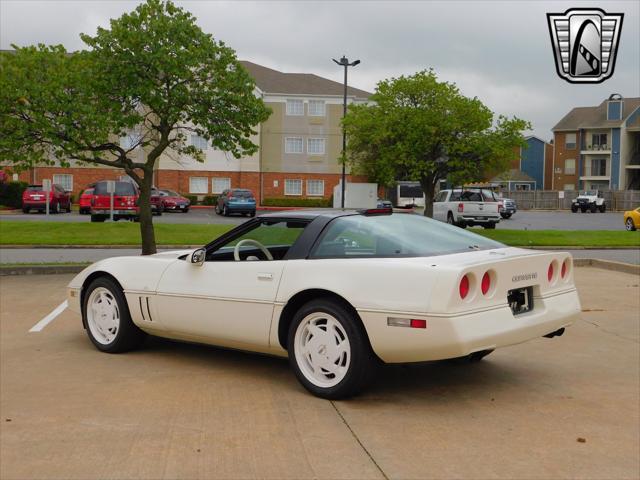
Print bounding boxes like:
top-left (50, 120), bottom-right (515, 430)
top-left (207, 219), bottom-right (309, 262)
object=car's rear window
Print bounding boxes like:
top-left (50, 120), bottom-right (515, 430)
top-left (232, 189), bottom-right (253, 198)
top-left (94, 182), bottom-right (137, 196)
top-left (83, 188), bottom-right (94, 195)
top-left (26, 185), bottom-right (43, 191)
top-left (311, 213), bottom-right (504, 258)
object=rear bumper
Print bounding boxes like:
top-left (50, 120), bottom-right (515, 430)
top-left (91, 209), bottom-right (138, 216)
top-left (227, 204), bottom-right (256, 213)
top-left (360, 288), bottom-right (581, 363)
top-left (23, 201), bottom-right (50, 208)
top-left (458, 215), bottom-right (500, 224)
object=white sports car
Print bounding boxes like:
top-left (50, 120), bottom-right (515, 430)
top-left (67, 209), bottom-right (581, 399)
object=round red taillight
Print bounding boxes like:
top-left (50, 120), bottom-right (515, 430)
top-left (548, 262), bottom-right (554, 282)
top-left (459, 275), bottom-right (470, 299)
top-left (481, 272), bottom-right (491, 295)
top-left (561, 260), bottom-right (567, 278)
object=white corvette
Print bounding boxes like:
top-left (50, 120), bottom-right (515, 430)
top-left (67, 209), bottom-right (581, 398)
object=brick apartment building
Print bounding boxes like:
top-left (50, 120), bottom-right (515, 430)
top-left (8, 61), bottom-right (372, 202)
top-left (551, 94), bottom-right (640, 191)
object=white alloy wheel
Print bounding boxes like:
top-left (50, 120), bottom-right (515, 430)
top-left (294, 312), bottom-right (351, 388)
top-left (86, 287), bottom-right (120, 345)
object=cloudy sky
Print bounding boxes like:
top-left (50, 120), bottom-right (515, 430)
top-left (1, 0), bottom-right (638, 139)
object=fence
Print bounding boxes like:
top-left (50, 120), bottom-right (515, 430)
top-left (503, 190), bottom-right (640, 211)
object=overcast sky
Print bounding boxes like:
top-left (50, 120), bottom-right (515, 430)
top-left (2, 0), bottom-right (638, 139)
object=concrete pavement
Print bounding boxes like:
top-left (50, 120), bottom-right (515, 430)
top-left (1, 268), bottom-right (638, 479)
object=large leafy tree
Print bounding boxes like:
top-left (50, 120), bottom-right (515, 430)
top-left (0, 0), bottom-right (270, 254)
top-left (343, 70), bottom-right (530, 216)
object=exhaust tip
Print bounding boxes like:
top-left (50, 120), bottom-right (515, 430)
top-left (544, 327), bottom-right (565, 339)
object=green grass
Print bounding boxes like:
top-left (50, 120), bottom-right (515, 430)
top-left (0, 221), bottom-right (233, 245)
top-left (0, 221), bottom-right (639, 247)
top-left (475, 229), bottom-right (640, 247)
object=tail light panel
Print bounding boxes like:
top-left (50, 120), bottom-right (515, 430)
top-left (457, 203), bottom-right (464, 213)
top-left (459, 274), bottom-right (470, 299)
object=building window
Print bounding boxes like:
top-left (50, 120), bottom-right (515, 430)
top-left (565, 133), bottom-right (576, 149)
top-left (307, 138), bottom-right (326, 155)
top-left (53, 174), bottom-right (73, 192)
top-left (286, 99), bottom-right (304, 116)
top-left (191, 135), bottom-right (208, 151)
top-left (591, 133), bottom-right (608, 150)
top-left (308, 100), bottom-right (326, 116)
top-left (285, 137), bottom-right (304, 154)
top-left (306, 179), bottom-right (325, 196)
top-left (563, 184), bottom-right (575, 191)
top-left (212, 177), bottom-right (231, 194)
top-left (284, 179), bottom-right (302, 196)
top-left (591, 158), bottom-right (607, 176)
top-left (189, 177), bottom-right (208, 194)
top-left (564, 158), bottom-right (576, 175)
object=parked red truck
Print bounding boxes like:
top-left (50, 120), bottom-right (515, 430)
top-left (90, 181), bottom-right (139, 222)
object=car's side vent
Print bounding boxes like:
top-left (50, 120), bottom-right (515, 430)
top-left (138, 296), bottom-right (153, 322)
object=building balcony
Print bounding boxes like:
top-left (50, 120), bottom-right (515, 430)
top-left (579, 175), bottom-right (610, 181)
top-left (581, 146), bottom-right (611, 155)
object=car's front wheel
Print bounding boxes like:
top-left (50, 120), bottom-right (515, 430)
top-left (626, 218), bottom-right (637, 231)
top-left (82, 277), bottom-right (145, 353)
top-left (288, 299), bottom-right (376, 399)
top-left (571, 205), bottom-right (578, 213)
top-left (599, 204), bottom-right (606, 213)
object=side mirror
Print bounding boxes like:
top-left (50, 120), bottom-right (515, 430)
top-left (190, 248), bottom-right (206, 266)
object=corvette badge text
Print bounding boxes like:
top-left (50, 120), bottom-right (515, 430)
top-left (547, 8), bottom-right (624, 84)
top-left (512, 273), bottom-right (537, 283)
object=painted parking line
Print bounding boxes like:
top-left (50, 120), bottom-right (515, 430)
top-left (29, 300), bottom-right (68, 332)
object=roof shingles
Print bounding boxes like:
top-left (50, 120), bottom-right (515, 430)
top-left (240, 61), bottom-right (372, 99)
top-left (552, 97), bottom-right (640, 131)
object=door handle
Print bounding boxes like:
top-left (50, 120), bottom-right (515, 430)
top-left (257, 273), bottom-right (273, 280)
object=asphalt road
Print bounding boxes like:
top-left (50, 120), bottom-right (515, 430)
top-left (1, 247), bottom-right (639, 265)
top-left (1, 268), bottom-right (638, 479)
top-left (0, 209), bottom-right (629, 230)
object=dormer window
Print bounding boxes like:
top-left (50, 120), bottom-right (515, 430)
top-left (607, 93), bottom-right (623, 121)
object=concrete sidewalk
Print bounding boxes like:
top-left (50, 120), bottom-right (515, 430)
top-left (1, 268), bottom-right (638, 479)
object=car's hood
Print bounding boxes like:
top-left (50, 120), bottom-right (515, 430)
top-left (152, 249), bottom-right (194, 259)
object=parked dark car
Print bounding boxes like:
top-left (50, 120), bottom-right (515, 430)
top-left (22, 184), bottom-right (71, 214)
top-left (90, 181), bottom-right (139, 222)
top-left (157, 189), bottom-right (190, 212)
top-left (215, 188), bottom-right (256, 216)
top-left (79, 187), bottom-right (95, 215)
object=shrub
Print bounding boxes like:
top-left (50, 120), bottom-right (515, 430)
top-left (182, 194), bottom-right (198, 205)
top-left (202, 195), bottom-right (218, 206)
top-left (262, 197), bottom-right (332, 208)
top-left (0, 181), bottom-right (28, 208)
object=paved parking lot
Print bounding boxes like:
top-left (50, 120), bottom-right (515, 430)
top-left (1, 268), bottom-right (638, 479)
top-left (0, 209), bottom-right (629, 230)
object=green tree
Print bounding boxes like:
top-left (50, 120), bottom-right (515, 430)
top-left (0, 0), bottom-right (270, 254)
top-left (343, 70), bottom-right (530, 216)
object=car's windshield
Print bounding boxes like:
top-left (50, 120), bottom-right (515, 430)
top-left (94, 182), bottom-right (137, 196)
top-left (232, 189), bottom-right (254, 198)
top-left (163, 190), bottom-right (180, 196)
top-left (311, 213), bottom-right (504, 258)
top-left (582, 190), bottom-right (596, 196)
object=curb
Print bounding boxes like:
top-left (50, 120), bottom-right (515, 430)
top-left (573, 258), bottom-right (640, 275)
top-left (0, 265), bottom-right (87, 276)
top-left (2, 258), bottom-right (638, 277)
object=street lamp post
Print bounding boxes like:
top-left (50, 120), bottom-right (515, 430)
top-left (333, 55), bottom-right (360, 208)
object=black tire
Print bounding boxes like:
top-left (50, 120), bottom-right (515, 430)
top-left (446, 212), bottom-right (455, 225)
top-left (599, 204), bottom-right (606, 213)
top-left (250, 211), bottom-right (256, 218)
top-left (52, 202), bottom-right (60, 214)
top-left (484, 222), bottom-right (496, 229)
top-left (287, 299), bottom-right (376, 400)
top-left (571, 205), bottom-right (578, 213)
top-left (501, 213), bottom-right (512, 219)
top-left (183, 207), bottom-right (189, 213)
top-left (626, 218), bottom-right (636, 231)
top-left (590, 204), bottom-right (597, 213)
top-left (82, 276), bottom-right (145, 353)
top-left (447, 349), bottom-right (494, 364)
top-left (581, 208), bottom-right (587, 213)
top-left (215, 204), bottom-right (221, 215)
top-left (22, 207), bottom-right (29, 214)
top-left (90, 214), bottom-right (106, 223)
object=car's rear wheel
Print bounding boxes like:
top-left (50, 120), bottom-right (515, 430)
top-left (599, 204), bottom-right (606, 213)
top-left (90, 215), bottom-right (106, 222)
top-left (82, 277), bottom-right (144, 353)
top-left (250, 211), bottom-right (256, 217)
top-left (52, 202), bottom-right (60, 214)
top-left (288, 299), bottom-right (376, 399)
top-left (483, 222), bottom-right (496, 229)
top-left (626, 218), bottom-right (637, 231)
top-left (22, 207), bottom-right (29, 214)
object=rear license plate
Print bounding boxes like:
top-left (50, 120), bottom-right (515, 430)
top-left (508, 287), bottom-right (533, 315)
top-left (32, 195), bottom-right (43, 200)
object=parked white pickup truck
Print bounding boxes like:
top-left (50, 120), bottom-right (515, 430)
top-left (433, 189), bottom-right (501, 229)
